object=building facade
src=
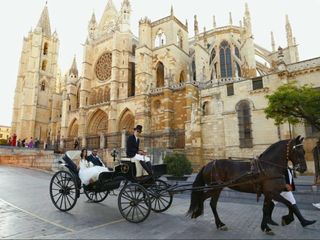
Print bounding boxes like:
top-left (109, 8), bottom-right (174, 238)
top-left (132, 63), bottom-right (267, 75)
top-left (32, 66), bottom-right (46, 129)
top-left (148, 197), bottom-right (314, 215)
top-left (11, 5), bottom-right (62, 146)
top-left (11, 1), bottom-right (320, 168)
top-left (0, 126), bottom-right (11, 141)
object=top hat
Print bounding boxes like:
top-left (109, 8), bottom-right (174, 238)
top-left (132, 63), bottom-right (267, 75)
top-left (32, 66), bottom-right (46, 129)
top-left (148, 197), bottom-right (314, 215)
top-left (134, 125), bottom-right (143, 132)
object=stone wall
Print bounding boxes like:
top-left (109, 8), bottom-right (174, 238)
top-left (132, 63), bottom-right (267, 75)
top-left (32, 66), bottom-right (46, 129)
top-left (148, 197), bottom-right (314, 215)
top-left (0, 147), bottom-right (60, 171)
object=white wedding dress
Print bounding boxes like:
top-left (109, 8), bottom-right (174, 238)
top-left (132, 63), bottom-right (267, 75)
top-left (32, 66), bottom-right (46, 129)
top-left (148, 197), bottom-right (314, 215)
top-left (78, 158), bottom-right (110, 185)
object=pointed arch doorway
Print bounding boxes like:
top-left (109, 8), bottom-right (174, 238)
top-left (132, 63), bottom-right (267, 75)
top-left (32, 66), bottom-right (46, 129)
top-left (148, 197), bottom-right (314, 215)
top-left (87, 109), bottom-right (108, 149)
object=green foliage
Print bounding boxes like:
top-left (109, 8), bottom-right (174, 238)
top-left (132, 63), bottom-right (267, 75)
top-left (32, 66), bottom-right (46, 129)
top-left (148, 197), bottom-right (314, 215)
top-left (164, 152), bottom-right (193, 177)
top-left (265, 84), bottom-right (320, 131)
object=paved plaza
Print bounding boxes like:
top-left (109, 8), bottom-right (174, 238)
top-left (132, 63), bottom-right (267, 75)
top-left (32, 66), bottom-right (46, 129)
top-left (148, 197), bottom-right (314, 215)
top-left (0, 166), bottom-right (320, 239)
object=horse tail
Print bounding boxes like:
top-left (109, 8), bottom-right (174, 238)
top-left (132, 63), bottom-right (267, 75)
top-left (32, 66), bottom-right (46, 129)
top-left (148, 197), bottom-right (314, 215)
top-left (187, 165), bottom-right (206, 218)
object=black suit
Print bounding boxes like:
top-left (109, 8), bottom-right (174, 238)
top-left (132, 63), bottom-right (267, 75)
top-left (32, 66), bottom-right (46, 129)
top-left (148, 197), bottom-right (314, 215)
top-left (284, 168), bottom-right (295, 191)
top-left (126, 135), bottom-right (139, 158)
top-left (87, 154), bottom-right (103, 167)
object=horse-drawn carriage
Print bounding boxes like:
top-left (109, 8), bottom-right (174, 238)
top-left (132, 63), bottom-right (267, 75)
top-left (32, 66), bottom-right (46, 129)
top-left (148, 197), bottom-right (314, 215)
top-left (49, 150), bottom-right (173, 223)
top-left (50, 137), bottom-right (314, 235)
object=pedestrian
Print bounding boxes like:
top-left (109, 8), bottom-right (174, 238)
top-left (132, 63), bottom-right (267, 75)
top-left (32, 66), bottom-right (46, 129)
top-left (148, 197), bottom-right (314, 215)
top-left (17, 139), bottom-right (21, 147)
top-left (28, 137), bottom-right (34, 148)
top-left (21, 138), bottom-right (26, 147)
top-left (12, 133), bottom-right (17, 147)
top-left (74, 139), bottom-right (79, 150)
top-left (34, 138), bottom-right (40, 148)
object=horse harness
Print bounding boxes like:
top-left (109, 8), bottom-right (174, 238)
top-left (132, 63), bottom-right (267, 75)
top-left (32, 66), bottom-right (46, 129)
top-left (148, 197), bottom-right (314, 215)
top-left (206, 140), bottom-right (303, 200)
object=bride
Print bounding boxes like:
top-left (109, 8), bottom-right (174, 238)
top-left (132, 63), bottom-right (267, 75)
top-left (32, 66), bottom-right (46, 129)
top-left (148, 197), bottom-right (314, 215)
top-left (78, 148), bottom-right (110, 185)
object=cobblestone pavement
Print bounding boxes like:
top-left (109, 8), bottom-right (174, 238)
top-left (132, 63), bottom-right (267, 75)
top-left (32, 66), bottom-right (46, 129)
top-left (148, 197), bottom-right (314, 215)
top-left (0, 166), bottom-right (320, 239)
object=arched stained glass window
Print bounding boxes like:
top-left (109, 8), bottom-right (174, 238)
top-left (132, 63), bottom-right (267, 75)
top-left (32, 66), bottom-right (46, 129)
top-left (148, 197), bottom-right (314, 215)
top-left (43, 42), bottom-right (48, 55)
top-left (156, 62), bottom-right (165, 87)
top-left (41, 60), bottom-right (47, 71)
top-left (237, 100), bottom-right (253, 148)
top-left (155, 29), bottom-right (166, 47)
top-left (219, 41), bottom-right (232, 78)
top-left (202, 101), bottom-right (210, 115)
top-left (192, 58), bottom-right (196, 81)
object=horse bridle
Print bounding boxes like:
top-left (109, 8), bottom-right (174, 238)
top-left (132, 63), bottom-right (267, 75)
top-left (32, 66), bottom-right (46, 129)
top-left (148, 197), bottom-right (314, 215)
top-left (259, 139), bottom-right (303, 171)
top-left (287, 139), bottom-right (304, 171)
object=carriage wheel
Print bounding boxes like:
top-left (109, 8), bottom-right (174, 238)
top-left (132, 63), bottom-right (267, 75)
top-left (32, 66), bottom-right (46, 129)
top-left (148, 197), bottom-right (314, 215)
top-left (149, 179), bottom-right (173, 213)
top-left (118, 183), bottom-right (151, 223)
top-left (84, 189), bottom-right (109, 203)
top-left (50, 170), bottom-right (78, 212)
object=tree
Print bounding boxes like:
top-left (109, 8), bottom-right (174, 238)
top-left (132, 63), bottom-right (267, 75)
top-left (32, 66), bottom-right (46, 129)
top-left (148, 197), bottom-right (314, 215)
top-left (265, 84), bottom-right (320, 131)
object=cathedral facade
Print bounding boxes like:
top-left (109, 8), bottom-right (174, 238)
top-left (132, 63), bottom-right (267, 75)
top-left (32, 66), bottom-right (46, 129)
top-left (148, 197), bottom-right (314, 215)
top-left (11, 0), bottom-right (320, 168)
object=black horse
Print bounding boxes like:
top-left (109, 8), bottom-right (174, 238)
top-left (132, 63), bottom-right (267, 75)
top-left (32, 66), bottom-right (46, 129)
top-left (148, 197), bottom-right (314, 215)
top-left (187, 136), bottom-right (316, 234)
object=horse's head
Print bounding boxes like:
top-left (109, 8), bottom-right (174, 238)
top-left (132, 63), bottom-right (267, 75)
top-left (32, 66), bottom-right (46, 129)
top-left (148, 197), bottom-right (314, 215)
top-left (288, 135), bottom-right (307, 173)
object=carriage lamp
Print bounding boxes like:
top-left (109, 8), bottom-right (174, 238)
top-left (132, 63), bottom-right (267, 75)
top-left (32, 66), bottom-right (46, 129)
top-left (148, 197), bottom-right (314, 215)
top-left (111, 148), bottom-right (119, 162)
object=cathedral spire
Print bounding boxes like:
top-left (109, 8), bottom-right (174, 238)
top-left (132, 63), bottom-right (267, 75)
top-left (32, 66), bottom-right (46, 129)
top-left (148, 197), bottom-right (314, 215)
top-left (185, 19), bottom-right (188, 30)
top-left (194, 15), bottom-right (199, 36)
top-left (285, 14), bottom-right (294, 47)
top-left (36, 3), bottom-right (51, 37)
top-left (203, 27), bottom-right (208, 46)
top-left (89, 12), bottom-right (97, 25)
top-left (69, 56), bottom-right (78, 77)
top-left (213, 15), bottom-right (216, 28)
top-left (271, 31), bottom-right (276, 52)
top-left (229, 12), bottom-right (233, 25)
top-left (106, 0), bottom-right (116, 10)
top-left (120, 0), bottom-right (131, 32)
top-left (98, 0), bottom-right (118, 32)
top-left (244, 3), bottom-right (252, 34)
top-left (170, 5), bottom-right (174, 16)
top-left (88, 11), bottom-right (97, 39)
top-left (245, 2), bottom-right (250, 18)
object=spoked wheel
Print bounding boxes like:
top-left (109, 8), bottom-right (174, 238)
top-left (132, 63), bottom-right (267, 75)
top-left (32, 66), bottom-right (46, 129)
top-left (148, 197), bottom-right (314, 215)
top-left (118, 183), bottom-right (151, 223)
top-left (84, 189), bottom-right (109, 203)
top-left (149, 179), bottom-right (173, 213)
top-left (50, 170), bottom-right (78, 212)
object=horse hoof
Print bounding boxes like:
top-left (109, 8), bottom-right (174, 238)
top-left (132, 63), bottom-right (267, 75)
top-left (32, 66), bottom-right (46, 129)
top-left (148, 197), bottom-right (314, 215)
top-left (219, 226), bottom-right (228, 231)
top-left (265, 230), bottom-right (275, 236)
top-left (262, 226), bottom-right (274, 235)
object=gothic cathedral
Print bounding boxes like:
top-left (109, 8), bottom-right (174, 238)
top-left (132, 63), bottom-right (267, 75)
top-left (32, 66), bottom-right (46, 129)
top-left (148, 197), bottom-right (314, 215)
top-left (11, 1), bottom-right (320, 168)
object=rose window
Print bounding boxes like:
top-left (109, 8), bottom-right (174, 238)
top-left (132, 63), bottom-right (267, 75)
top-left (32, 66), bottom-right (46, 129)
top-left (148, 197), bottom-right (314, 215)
top-left (95, 52), bottom-right (112, 81)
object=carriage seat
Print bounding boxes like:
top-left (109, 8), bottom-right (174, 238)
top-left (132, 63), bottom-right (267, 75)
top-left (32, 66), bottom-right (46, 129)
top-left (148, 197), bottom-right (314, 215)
top-left (120, 157), bottom-right (147, 177)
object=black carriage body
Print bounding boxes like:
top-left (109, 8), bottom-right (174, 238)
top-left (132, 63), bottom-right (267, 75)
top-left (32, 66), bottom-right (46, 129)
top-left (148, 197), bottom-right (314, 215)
top-left (50, 153), bottom-right (172, 223)
top-left (62, 153), bottom-right (167, 192)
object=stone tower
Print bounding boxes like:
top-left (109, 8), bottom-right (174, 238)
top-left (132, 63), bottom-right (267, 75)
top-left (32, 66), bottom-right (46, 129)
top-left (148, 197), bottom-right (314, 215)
top-left (60, 57), bottom-right (80, 143)
top-left (136, 5), bottom-right (190, 140)
top-left (11, 4), bottom-right (60, 142)
top-left (72, 0), bottom-right (136, 148)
